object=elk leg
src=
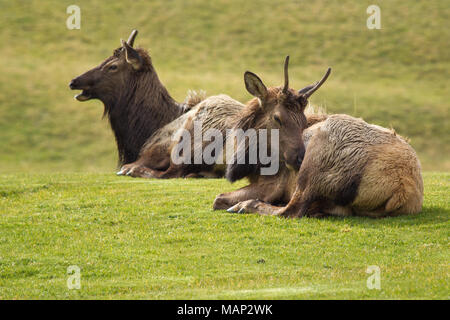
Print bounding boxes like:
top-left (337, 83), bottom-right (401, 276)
top-left (116, 162), bottom-right (137, 176)
top-left (136, 142), bottom-right (172, 171)
top-left (277, 187), bottom-right (323, 218)
top-left (117, 161), bottom-right (160, 178)
top-left (235, 185), bottom-right (323, 219)
top-left (185, 171), bottom-right (223, 179)
top-left (227, 196), bottom-right (330, 219)
top-left (213, 183), bottom-right (285, 210)
top-left (145, 163), bottom-right (187, 179)
top-left (184, 173), bottom-right (204, 178)
top-left (146, 156), bottom-right (170, 171)
top-left (224, 190), bottom-right (307, 218)
top-left (117, 154), bottom-right (171, 176)
top-left (226, 199), bottom-right (285, 216)
top-left (126, 165), bottom-right (156, 178)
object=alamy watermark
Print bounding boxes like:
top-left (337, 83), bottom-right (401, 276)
top-left (67, 265), bottom-right (81, 290)
top-left (66, 5), bottom-right (81, 30)
top-left (171, 121), bottom-right (280, 175)
top-left (367, 5), bottom-right (381, 29)
top-left (366, 265), bottom-right (381, 290)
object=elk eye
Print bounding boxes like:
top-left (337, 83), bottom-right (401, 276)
top-left (298, 95), bottom-right (307, 106)
top-left (109, 65), bottom-right (118, 71)
top-left (273, 115), bottom-right (282, 126)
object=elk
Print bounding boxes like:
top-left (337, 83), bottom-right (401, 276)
top-left (117, 57), bottom-right (330, 181)
top-left (220, 102), bottom-right (424, 218)
top-left (69, 30), bottom-right (201, 166)
top-left (117, 94), bottom-right (244, 178)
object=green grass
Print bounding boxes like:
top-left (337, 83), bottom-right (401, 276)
top-left (0, 172), bottom-right (448, 299)
top-left (0, 0), bottom-right (449, 172)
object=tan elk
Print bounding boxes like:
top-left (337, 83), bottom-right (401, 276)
top-left (118, 57), bottom-right (331, 181)
top-left (219, 98), bottom-right (424, 218)
top-left (69, 30), bottom-right (202, 165)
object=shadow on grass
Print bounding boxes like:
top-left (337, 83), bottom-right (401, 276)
top-left (215, 203), bottom-right (449, 229)
top-left (318, 205), bottom-right (449, 229)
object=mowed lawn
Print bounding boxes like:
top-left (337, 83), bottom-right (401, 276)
top-left (0, 172), bottom-right (448, 299)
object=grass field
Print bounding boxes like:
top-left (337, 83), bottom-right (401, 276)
top-left (0, 172), bottom-right (448, 299)
top-left (0, 0), bottom-right (449, 300)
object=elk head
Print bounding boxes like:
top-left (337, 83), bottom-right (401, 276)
top-left (226, 56), bottom-right (331, 181)
top-left (69, 30), bottom-right (149, 105)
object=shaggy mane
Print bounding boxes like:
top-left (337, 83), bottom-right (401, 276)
top-left (183, 90), bottom-right (207, 112)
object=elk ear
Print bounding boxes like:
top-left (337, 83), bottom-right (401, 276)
top-left (244, 71), bottom-right (267, 102)
top-left (121, 39), bottom-right (143, 70)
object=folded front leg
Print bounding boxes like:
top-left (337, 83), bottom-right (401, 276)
top-left (117, 162), bottom-right (155, 178)
top-left (227, 199), bottom-right (285, 216)
top-left (213, 182), bottom-right (285, 210)
top-left (226, 186), bottom-right (321, 219)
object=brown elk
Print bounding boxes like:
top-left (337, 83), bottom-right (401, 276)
top-left (118, 57), bottom-right (331, 181)
top-left (118, 94), bottom-right (244, 178)
top-left (69, 30), bottom-right (201, 166)
top-left (220, 108), bottom-right (424, 218)
top-left (212, 105), bottom-right (327, 210)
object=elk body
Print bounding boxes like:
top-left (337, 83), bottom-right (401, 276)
top-left (118, 94), bottom-right (245, 178)
top-left (69, 30), bottom-right (201, 165)
top-left (221, 109), bottom-right (424, 218)
top-left (118, 57), bottom-right (329, 180)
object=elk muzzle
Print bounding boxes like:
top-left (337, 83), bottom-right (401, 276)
top-left (69, 76), bottom-right (95, 101)
top-left (285, 144), bottom-right (305, 171)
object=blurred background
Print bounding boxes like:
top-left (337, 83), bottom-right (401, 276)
top-left (0, 0), bottom-right (448, 172)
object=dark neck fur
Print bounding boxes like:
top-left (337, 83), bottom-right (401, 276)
top-left (104, 68), bottom-right (183, 166)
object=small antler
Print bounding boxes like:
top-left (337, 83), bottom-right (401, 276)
top-left (302, 67), bottom-right (331, 99)
top-left (283, 56), bottom-right (290, 93)
top-left (127, 29), bottom-right (138, 47)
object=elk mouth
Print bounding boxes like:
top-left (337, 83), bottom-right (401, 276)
top-left (285, 162), bottom-right (300, 172)
top-left (74, 90), bottom-right (93, 101)
top-left (69, 80), bottom-right (95, 102)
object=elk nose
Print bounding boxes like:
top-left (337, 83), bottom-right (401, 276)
top-left (297, 149), bottom-right (305, 167)
top-left (69, 79), bottom-right (77, 89)
top-left (296, 156), bottom-right (303, 167)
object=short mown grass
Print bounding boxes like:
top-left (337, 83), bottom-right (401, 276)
top-left (0, 172), bottom-right (448, 299)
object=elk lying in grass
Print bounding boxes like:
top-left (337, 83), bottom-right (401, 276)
top-left (69, 30), bottom-right (202, 166)
top-left (117, 94), bottom-right (243, 178)
top-left (118, 57), bottom-right (329, 180)
top-left (219, 103), bottom-right (424, 218)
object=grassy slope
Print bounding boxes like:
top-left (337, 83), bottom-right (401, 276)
top-left (0, 0), bottom-right (449, 172)
top-left (0, 172), bottom-right (448, 299)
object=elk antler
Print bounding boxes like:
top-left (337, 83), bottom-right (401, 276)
top-left (283, 55), bottom-right (290, 93)
top-left (302, 68), bottom-right (331, 99)
top-left (127, 29), bottom-right (138, 47)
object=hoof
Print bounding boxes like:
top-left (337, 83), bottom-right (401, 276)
top-left (226, 200), bottom-right (265, 214)
top-left (226, 203), bottom-right (242, 213)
